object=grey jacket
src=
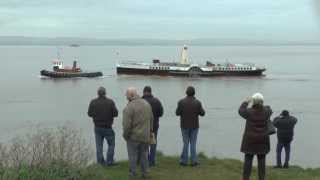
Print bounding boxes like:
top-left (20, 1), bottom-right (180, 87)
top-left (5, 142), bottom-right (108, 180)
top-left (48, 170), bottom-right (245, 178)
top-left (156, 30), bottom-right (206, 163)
top-left (123, 96), bottom-right (154, 143)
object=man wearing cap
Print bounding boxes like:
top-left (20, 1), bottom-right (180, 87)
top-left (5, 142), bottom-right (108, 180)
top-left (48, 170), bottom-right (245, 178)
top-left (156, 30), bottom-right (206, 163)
top-left (88, 86), bottom-right (118, 166)
top-left (273, 110), bottom-right (298, 168)
top-left (176, 86), bottom-right (205, 166)
top-left (142, 86), bottom-right (164, 167)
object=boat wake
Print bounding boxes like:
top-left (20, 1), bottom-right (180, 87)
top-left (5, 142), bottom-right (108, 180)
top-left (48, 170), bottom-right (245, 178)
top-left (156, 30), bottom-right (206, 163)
top-left (38, 75), bottom-right (112, 80)
top-left (263, 74), bottom-right (314, 82)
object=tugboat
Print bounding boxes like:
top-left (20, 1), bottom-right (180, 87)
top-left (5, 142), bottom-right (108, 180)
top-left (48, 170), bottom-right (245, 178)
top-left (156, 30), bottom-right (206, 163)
top-left (116, 46), bottom-right (266, 77)
top-left (40, 60), bottom-right (103, 78)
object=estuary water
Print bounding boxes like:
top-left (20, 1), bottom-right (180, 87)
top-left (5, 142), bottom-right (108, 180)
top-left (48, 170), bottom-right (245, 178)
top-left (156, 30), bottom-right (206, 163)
top-left (0, 45), bottom-right (319, 167)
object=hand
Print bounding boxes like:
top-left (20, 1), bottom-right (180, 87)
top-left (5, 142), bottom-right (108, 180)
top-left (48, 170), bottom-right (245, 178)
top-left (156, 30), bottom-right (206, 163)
top-left (245, 96), bottom-right (252, 103)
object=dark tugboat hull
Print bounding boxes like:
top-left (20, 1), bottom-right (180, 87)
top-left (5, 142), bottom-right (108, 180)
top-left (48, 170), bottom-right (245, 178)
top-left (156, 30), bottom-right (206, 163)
top-left (116, 67), bottom-right (265, 77)
top-left (40, 70), bottom-right (103, 78)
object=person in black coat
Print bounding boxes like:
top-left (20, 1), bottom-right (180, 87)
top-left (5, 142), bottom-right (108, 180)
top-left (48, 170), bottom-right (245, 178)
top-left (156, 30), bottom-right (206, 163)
top-left (239, 93), bottom-right (272, 180)
top-left (142, 86), bottom-right (163, 167)
top-left (176, 86), bottom-right (205, 166)
top-left (88, 87), bottom-right (118, 166)
top-left (273, 110), bottom-right (297, 168)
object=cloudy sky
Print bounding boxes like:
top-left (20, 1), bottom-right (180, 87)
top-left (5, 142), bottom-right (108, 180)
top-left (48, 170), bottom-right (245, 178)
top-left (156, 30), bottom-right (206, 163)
top-left (1, 0), bottom-right (320, 41)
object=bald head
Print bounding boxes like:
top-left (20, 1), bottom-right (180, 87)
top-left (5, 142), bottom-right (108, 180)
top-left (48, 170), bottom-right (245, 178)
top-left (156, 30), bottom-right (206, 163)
top-left (126, 87), bottom-right (138, 101)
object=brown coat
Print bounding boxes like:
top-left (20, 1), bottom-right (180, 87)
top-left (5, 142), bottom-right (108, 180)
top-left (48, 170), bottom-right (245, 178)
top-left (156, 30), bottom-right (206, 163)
top-left (176, 96), bottom-right (205, 129)
top-left (238, 102), bottom-right (272, 155)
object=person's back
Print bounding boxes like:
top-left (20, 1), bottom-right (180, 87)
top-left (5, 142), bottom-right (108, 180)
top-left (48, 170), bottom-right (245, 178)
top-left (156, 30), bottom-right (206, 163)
top-left (176, 96), bottom-right (205, 129)
top-left (87, 87), bottom-right (118, 166)
top-left (122, 87), bottom-right (154, 178)
top-left (238, 93), bottom-right (271, 180)
top-left (88, 96), bottom-right (118, 128)
top-left (142, 86), bottom-right (163, 166)
top-left (123, 95), bottom-right (154, 144)
top-left (273, 112), bottom-right (297, 143)
top-left (142, 89), bottom-right (163, 132)
top-left (239, 103), bottom-right (272, 154)
top-left (272, 110), bottom-right (297, 168)
top-left (175, 86), bottom-right (205, 166)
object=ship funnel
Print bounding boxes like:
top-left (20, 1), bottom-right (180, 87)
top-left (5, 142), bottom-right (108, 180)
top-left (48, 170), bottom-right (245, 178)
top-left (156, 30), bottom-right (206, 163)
top-left (180, 45), bottom-right (189, 64)
top-left (73, 60), bottom-right (77, 69)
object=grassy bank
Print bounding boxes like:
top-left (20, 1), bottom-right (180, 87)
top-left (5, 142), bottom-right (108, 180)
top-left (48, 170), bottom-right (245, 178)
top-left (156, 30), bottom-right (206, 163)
top-left (1, 126), bottom-right (319, 180)
top-left (88, 154), bottom-right (320, 180)
top-left (2, 154), bottom-right (320, 180)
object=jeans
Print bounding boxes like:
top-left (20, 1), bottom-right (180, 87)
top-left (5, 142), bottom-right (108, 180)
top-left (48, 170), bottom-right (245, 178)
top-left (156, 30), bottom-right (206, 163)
top-left (94, 127), bottom-right (115, 165)
top-left (126, 140), bottom-right (149, 176)
top-left (148, 131), bottom-right (158, 166)
top-left (243, 154), bottom-right (266, 180)
top-left (276, 142), bottom-right (291, 166)
top-left (180, 128), bottom-right (199, 164)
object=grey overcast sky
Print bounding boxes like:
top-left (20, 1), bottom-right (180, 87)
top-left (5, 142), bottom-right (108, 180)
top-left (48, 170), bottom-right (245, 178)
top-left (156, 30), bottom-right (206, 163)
top-left (1, 0), bottom-right (320, 41)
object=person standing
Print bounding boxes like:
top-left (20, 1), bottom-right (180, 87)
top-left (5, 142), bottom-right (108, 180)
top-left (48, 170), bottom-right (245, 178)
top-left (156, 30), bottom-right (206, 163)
top-left (88, 86), bottom-right (118, 166)
top-left (273, 110), bottom-right (297, 168)
top-left (142, 86), bottom-right (164, 167)
top-left (176, 86), bottom-right (205, 166)
top-left (123, 87), bottom-right (154, 178)
top-left (239, 93), bottom-right (272, 180)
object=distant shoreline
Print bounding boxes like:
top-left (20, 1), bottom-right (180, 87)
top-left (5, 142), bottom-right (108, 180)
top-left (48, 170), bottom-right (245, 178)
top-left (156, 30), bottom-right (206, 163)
top-left (1, 36), bottom-right (320, 46)
top-left (1, 44), bottom-right (320, 46)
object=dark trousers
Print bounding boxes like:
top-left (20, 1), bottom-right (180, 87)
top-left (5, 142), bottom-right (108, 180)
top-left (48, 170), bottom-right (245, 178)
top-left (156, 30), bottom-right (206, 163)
top-left (276, 142), bottom-right (291, 166)
top-left (243, 154), bottom-right (266, 180)
top-left (148, 131), bottom-right (158, 166)
top-left (94, 127), bottom-right (115, 165)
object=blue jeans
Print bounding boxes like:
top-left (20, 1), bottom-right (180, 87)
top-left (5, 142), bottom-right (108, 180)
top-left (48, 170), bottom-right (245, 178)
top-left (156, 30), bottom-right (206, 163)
top-left (148, 131), bottom-right (158, 166)
top-left (276, 142), bottom-right (291, 166)
top-left (180, 128), bottom-right (199, 164)
top-left (94, 127), bottom-right (115, 165)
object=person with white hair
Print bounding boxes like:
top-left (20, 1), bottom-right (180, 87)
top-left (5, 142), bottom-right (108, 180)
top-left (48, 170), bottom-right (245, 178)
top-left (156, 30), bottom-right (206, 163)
top-left (238, 92), bottom-right (272, 180)
top-left (122, 87), bottom-right (154, 178)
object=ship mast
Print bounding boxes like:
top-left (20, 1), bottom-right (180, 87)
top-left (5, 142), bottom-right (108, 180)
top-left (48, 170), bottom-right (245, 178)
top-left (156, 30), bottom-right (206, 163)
top-left (180, 45), bottom-right (189, 64)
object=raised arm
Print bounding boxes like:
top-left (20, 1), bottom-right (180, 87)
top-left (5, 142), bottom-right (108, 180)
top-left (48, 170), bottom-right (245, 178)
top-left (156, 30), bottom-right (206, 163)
top-left (238, 101), bottom-right (249, 119)
top-left (272, 116), bottom-right (280, 127)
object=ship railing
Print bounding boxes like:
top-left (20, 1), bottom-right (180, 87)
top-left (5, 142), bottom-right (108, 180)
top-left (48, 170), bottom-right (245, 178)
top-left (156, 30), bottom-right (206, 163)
top-left (118, 60), bottom-right (150, 65)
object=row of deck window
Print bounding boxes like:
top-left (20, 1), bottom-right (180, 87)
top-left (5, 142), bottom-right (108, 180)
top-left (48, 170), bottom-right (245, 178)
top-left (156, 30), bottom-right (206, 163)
top-left (217, 67), bottom-right (252, 71)
top-left (148, 66), bottom-right (252, 71)
top-left (150, 66), bottom-right (170, 70)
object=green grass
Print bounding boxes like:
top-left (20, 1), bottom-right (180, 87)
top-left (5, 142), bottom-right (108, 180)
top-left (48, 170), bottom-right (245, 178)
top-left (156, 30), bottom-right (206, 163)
top-left (1, 154), bottom-right (320, 180)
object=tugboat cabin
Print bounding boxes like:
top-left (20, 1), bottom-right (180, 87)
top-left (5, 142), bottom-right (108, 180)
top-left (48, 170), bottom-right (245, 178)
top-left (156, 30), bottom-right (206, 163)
top-left (52, 60), bottom-right (81, 72)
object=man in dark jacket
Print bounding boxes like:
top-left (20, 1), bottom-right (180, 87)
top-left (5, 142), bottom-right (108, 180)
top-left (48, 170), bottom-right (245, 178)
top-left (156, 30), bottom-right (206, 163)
top-left (88, 87), bottom-right (118, 166)
top-left (239, 93), bottom-right (272, 180)
top-left (142, 86), bottom-right (163, 167)
top-left (273, 110), bottom-right (297, 168)
top-left (176, 86), bottom-right (205, 166)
